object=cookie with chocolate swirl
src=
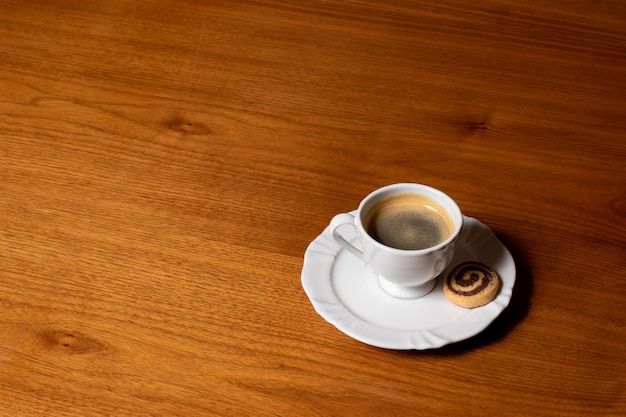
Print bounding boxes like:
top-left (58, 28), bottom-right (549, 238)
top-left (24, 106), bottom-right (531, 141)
top-left (444, 262), bottom-right (501, 308)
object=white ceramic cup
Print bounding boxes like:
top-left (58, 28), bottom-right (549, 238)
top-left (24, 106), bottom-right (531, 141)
top-left (330, 183), bottom-right (463, 299)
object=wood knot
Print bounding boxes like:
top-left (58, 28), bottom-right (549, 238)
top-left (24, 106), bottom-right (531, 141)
top-left (609, 196), bottom-right (626, 219)
top-left (162, 116), bottom-right (212, 136)
top-left (39, 330), bottom-right (106, 355)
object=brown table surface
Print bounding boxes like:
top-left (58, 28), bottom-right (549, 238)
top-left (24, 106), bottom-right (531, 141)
top-left (1, 0), bottom-right (625, 415)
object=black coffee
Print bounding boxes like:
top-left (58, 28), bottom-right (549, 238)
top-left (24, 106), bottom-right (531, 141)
top-left (364, 193), bottom-right (454, 250)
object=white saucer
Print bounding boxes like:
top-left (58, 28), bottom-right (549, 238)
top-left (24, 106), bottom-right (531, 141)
top-left (301, 214), bottom-right (516, 350)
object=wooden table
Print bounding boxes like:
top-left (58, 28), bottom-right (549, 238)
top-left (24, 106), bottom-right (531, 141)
top-left (1, 0), bottom-right (624, 415)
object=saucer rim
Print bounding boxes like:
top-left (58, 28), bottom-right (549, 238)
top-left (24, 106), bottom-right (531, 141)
top-left (301, 213), bottom-right (516, 350)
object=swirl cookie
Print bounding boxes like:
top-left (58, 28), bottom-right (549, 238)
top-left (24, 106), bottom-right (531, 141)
top-left (444, 262), bottom-right (501, 308)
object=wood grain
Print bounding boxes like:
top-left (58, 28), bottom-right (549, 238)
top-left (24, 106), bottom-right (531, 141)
top-left (1, 0), bottom-right (625, 415)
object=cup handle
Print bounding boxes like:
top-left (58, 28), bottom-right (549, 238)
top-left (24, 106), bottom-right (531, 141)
top-left (329, 213), bottom-right (365, 261)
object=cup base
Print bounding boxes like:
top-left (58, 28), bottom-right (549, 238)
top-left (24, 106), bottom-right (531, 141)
top-left (378, 276), bottom-right (437, 299)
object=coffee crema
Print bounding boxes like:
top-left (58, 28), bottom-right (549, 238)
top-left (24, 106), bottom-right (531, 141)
top-left (364, 193), bottom-right (455, 250)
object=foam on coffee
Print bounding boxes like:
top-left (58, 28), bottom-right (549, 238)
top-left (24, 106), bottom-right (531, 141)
top-left (364, 193), bottom-right (455, 250)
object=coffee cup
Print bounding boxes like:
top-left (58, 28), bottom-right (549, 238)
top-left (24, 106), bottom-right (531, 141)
top-left (330, 183), bottom-right (463, 298)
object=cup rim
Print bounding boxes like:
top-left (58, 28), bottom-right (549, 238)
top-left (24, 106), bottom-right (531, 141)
top-left (356, 183), bottom-right (463, 255)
